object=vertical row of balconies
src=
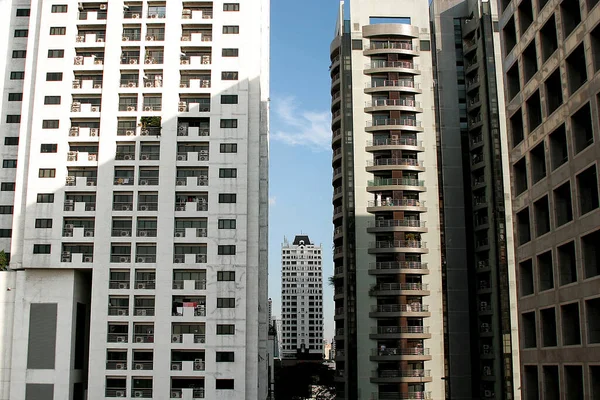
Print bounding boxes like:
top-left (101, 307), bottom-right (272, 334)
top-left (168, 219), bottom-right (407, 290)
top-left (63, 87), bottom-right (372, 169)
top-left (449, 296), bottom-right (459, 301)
top-left (363, 26), bottom-right (431, 400)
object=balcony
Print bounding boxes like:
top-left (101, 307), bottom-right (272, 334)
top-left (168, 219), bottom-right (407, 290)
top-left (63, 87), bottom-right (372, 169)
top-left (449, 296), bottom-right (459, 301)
top-left (367, 219), bottom-right (427, 233)
top-left (72, 80), bottom-right (103, 90)
top-left (108, 333), bottom-right (128, 343)
top-left (138, 202), bottom-right (158, 212)
top-left (180, 54), bottom-right (212, 66)
top-left (366, 118), bottom-right (423, 132)
top-left (139, 177), bottom-right (159, 186)
top-left (368, 261), bottom-right (429, 275)
top-left (174, 228), bottom-right (207, 238)
top-left (65, 176), bottom-right (97, 188)
top-left (109, 280), bottom-right (130, 290)
top-left (365, 60), bottom-right (419, 74)
top-left (365, 98), bottom-right (422, 113)
top-left (71, 102), bottom-right (101, 113)
top-left (113, 202), bottom-right (134, 212)
top-left (366, 178), bottom-right (426, 192)
top-left (122, 32), bottom-right (141, 42)
top-left (181, 32), bottom-right (212, 43)
top-left (369, 304), bottom-right (430, 317)
top-left (137, 229), bottom-right (157, 237)
top-left (370, 348), bottom-right (431, 361)
top-left (64, 200), bottom-right (96, 212)
top-left (364, 41), bottom-right (418, 56)
top-left (134, 308), bottom-right (155, 317)
top-left (172, 280), bottom-right (207, 290)
top-left (366, 158), bottom-right (425, 172)
top-left (173, 254), bottom-right (207, 264)
top-left (132, 361), bottom-right (153, 371)
top-left (175, 201), bottom-right (208, 212)
top-left (371, 369), bottom-right (432, 383)
top-left (171, 333), bottom-right (206, 344)
top-left (177, 125), bottom-right (210, 137)
top-left (131, 389), bottom-right (152, 399)
top-left (76, 33), bottom-right (106, 43)
top-left (177, 101), bottom-right (210, 113)
top-left (170, 388), bottom-right (205, 399)
top-left (369, 326), bottom-right (431, 339)
top-left (367, 199), bottom-right (426, 213)
top-left (369, 283), bottom-right (430, 295)
top-left (78, 10), bottom-right (107, 21)
top-left (332, 129), bottom-right (342, 144)
top-left (170, 360), bottom-right (205, 371)
top-left (114, 177), bottom-right (134, 186)
top-left (333, 247), bottom-right (344, 259)
top-left (176, 176), bottom-right (209, 186)
top-left (133, 333), bottom-right (154, 343)
top-left (182, 7), bottom-right (213, 19)
top-left (108, 307), bottom-right (129, 316)
top-left (366, 138), bottom-right (424, 152)
top-left (365, 80), bottom-right (421, 94)
top-left (134, 280), bottom-right (155, 289)
top-left (106, 389), bottom-right (127, 398)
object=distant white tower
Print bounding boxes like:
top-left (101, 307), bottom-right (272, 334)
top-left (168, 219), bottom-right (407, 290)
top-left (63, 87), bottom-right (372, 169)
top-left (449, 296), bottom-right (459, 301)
top-left (280, 235), bottom-right (323, 358)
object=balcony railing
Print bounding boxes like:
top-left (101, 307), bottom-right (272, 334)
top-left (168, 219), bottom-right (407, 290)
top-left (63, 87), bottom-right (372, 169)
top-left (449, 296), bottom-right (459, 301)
top-left (366, 80), bottom-right (419, 89)
top-left (135, 280), bottom-right (155, 289)
top-left (367, 98), bottom-right (421, 108)
top-left (139, 177), bottom-right (159, 185)
top-left (371, 392), bottom-right (431, 400)
top-left (107, 333), bottom-right (128, 343)
top-left (367, 158), bottom-right (424, 167)
top-left (108, 307), bottom-right (129, 316)
top-left (106, 388), bottom-right (128, 398)
top-left (367, 41), bottom-right (415, 51)
top-left (367, 178), bottom-right (425, 187)
top-left (174, 228), bottom-right (207, 237)
top-left (170, 333), bottom-right (206, 343)
top-left (133, 334), bottom-right (154, 343)
top-left (106, 361), bottom-right (128, 370)
top-left (109, 280), bottom-right (130, 289)
top-left (122, 33), bottom-right (141, 41)
top-left (170, 388), bottom-right (206, 399)
top-left (172, 280), bottom-right (207, 290)
top-left (78, 11), bottom-right (108, 20)
top-left (134, 308), bottom-right (155, 316)
top-left (137, 229), bottom-right (157, 237)
top-left (370, 261), bottom-right (428, 270)
top-left (121, 56), bottom-right (141, 65)
top-left (116, 152), bottom-right (135, 160)
top-left (111, 255), bottom-right (132, 263)
top-left (367, 119), bottom-right (421, 128)
top-left (132, 361), bottom-right (153, 370)
top-left (113, 202), bottom-right (134, 211)
top-left (371, 304), bottom-right (428, 313)
top-left (138, 202), bottom-right (158, 211)
top-left (367, 60), bottom-right (417, 69)
top-left (369, 219), bottom-right (426, 228)
top-left (371, 283), bottom-right (429, 291)
top-left (139, 153), bottom-right (159, 160)
top-left (114, 177), bottom-right (134, 185)
top-left (367, 138), bottom-right (422, 147)
top-left (372, 348), bottom-right (430, 356)
top-left (131, 389), bottom-right (152, 398)
top-left (374, 370), bottom-right (430, 378)
top-left (371, 326), bottom-right (429, 335)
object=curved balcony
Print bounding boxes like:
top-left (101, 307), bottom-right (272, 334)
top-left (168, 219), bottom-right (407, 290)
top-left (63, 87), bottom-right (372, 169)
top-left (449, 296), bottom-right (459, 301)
top-left (366, 138), bottom-right (424, 153)
top-left (369, 304), bottom-right (430, 318)
top-left (332, 129), bottom-right (342, 146)
top-left (334, 307), bottom-right (345, 320)
top-left (369, 326), bottom-right (432, 340)
top-left (369, 283), bottom-right (430, 296)
top-left (362, 23), bottom-right (419, 39)
top-left (332, 90), bottom-right (341, 107)
top-left (365, 60), bottom-right (420, 75)
top-left (332, 167), bottom-right (342, 182)
top-left (331, 72), bottom-right (341, 90)
top-left (332, 109), bottom-right (342, 125)
top-left (366, 178), bottom-right (426, 193)
top-left (368, 261), bottom-right (429, 275)
top-left (367, 199), bottom-right (426, 213)
top-left (333, 147), bottom-right (342, 164)
top-left (371, 369), bottom-right (432, 384)
top-left (333, 186), bottom-right (343, 201)
top-left (367, 219), bottom-right (427, 233)
top-left (330, 55), bottom-right (341, 71)
top-left (333, 205), bottom-right (343, 221)
top-left (333, 246), bottom-right (344, 260)
top-left (364, 41), bottom-right (419, 56)
top-left (370, 347), bottom-right (432, 362)
top-left (366, 158), bottom-right (425, 173)
top-left (333, 226), bottom-right (343, 240)
top-left (365, 98), bottom-right (423, 113)
top-left (365, 80), bottom-right (422, 94)
top-left (370, 392), bottom-right (432, 400)
top-left (366, 118), bottom-right (423, 133)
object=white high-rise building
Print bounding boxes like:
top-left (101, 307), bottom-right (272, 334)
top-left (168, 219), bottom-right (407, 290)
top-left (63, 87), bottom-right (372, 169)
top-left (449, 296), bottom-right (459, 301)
top-left (280, 235), bottom-right (323, 358)
top-left (0, 1), bottom-right (269, 399)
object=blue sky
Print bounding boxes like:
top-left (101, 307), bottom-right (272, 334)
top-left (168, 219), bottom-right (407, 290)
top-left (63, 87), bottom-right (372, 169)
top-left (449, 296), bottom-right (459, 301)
top-left (268, 0), bottom-right (341, 341)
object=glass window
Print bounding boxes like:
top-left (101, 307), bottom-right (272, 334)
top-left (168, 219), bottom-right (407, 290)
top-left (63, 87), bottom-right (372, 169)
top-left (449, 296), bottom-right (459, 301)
top-left (33, 244), bottom-right (51, 254)
top-left (49, 27), bottom-right (66, 35)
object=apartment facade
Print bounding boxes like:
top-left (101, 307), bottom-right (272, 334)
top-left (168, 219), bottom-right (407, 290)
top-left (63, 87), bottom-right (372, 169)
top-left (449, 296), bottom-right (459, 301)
top-left (498, 0), bottom-right (600, 399)
top-left (329, 1), bottom-right (444, 399)
top-left (280, 235), bottom-right (323, 359)
top-left (0, 0), bottom-right (269, 399)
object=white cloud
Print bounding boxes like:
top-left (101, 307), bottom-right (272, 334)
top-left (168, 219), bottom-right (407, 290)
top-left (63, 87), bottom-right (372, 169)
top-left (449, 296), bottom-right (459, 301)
top-left (271, 96), bottom-right (331, 151)
top-left (269, 196), bottom-right (277, 206)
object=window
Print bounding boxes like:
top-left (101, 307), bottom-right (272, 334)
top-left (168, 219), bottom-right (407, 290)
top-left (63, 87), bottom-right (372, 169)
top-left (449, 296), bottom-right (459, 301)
top-left (217, 324), bottom-right (235, 335)
top-left (46, 73), bottom-right (63, 81)
top-left (6, 115), bottom-right (21, 123)
top-left (35, 219), bottom-right (53, 228)
top-left (16, 9), bottom-right (31, 16)
top-left (218, 271), bottom-right (236, 281)
top-left (218, 219), bottom-right (236, 229)
top-left (44, 96), bottom-right (61, 105)
top-left (10, 72), bottom-right (24, 80)
top-left (216, 352), bottom-right (235, 362)
top-left (221, 95), bottom-right (238, 104)
top-left (222, 48), bottom-right (239, 57)
top-left (49, 27), bottom-right (66, 35)
top-left (42, 120), bottom-right (59, 129)
top-left (218, 245), bottom-right (236, 255)
top-left (1, 183), bottom-right (15, 191)
top-left (51, 5), bottom-right (68, 13)
top-left (218, 194), bottom-right (237, 203)
top-left (220, 143), bottom-right (238, 153)
top-left (223, 25), bottom-right (240, 34)
top-left (8, 93), bottom-right (23, 101)
top-left (14, 29), bottom-right (28, 37)
top-left (38, 169), bottom-right (56, 178)
top-left (33, 244), bottom-right (51, 254)
top-left (37, 194), bottom-right (54, 203)
top-left (220, 119), bottom-right (238, 128)
top-left (221, 71), bottom-right (239, 80)
top-left (40, 144), bottom-right (58, 153)
top-left (12, 50), bottom-right (26, 58)
top-left (0, 229), bottom-right (12, 238)
top-left (217, 297), bottom-right (236, 308)
top-left (47, 49), bottom-right (64, 58)
top-left (4, 137), bottom-right (18, 146)
top-left (219, 168), bottom-right (237, 178)
top-left (3, 160), bottom-right (17, 168)
top-left (0, 206), bottom-right (13, 214)
top-left (223, 3), bottom-right (240, 11)
top-left (216, 380), bottom-right (235, 390)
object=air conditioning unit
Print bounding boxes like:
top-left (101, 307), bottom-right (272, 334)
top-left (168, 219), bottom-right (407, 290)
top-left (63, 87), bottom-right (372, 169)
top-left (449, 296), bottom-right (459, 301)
top-left (88, 154), bottom-right (97, 161)
top-left (175, 231), bottom-right (184, 238)
top-left (145, 81), bottom-right (153, 87)
top-left (182, 9), bottom-right (192, 14)
top-left (116, 363), bottom-right (125, 370)
top-left (177, 155), bottom-right (186, 161)
top-left (116, 391), bottom-right (125, 397)
top-left (67, 154), bottom-right (77, 162)
top-left (62, 256), bottom-right (71, 262)
top-left (64, 230), bottom-right (74, 237)
top-left (194, 361), bottom-right (203, 370)
top-left (139, 231), bottom-right (148, 237)
top-left (94, 59), bottom-right (103, 65)
top-left (171, 334), bottom-right (180, 343)
top-left (202, 56), bottom-right (210, 64)
top-left (199, 155), bottom-right (208, 161)
top-left (178, 105), bottom-right (187, 112)
top-left (96, 37), bottom-right (104, 43)
top-left (121, 154), bottom-right (132, 161)
top-left (180, 83), bottom-right (187, 88)
top-left (134, 391), bottom-right (144, 398)
top-left (198, 178), bottom-right (208, 186)
top-left (136, 258), bottom-right (146, 264)
top-left (173, 281), bottom-right (183, 289)
top-left (146, 35), bottom-right (155, 41)
top-left (122, 36), bottom-right (130, 41)
top-left (171, 363), bottom-right (181, 370)
top-left (64, 223), bottom-right (75, 230)
top-left (180, 59), bottom-right (190, 65)
top-left (120, 231), bottom-right (131, 237)
top-left (140, 180), bottom-right (149, 185)
top-left (150, 14), bottom-right (158, 18)
top-left (72, 81), bottom-right (81, 89)
top-left (127, 81), bottom-right (136, 88)
top-left (86, 180), bottom-right (96, 186)
top-left (181, 36), bottom-right (191, 41)
top-left (144, 58), bottom-right (153, 65)
top-left (140, 155), bottom-right (150, 161)
top-left (91, 106), bottom-right (100, 112)
top-left (135, 363), bottom-right (144, 370)
top-left (117, 309), bottom-right (127, 316)
top-left (484, 391), bottom-right (492, 398)
top-left (199, 150), bottom-right (208, 156)
top-left (122, 205), bottom-right (131, 211)
top-left (174, 257), bottom-right (184, 263)
top-left (116, 282), bottom-right (127, 290)
top-left (171, 390), bottom-right (182, 398)
top-left (76, 35), bottom-right (85, 43)
top-left (129, 58), bottom-right (138, 64)
top-left (119, 257), bottom-right (130, 264)
top-left (135, 336), bottom-right (144, 343)
top-left (88, 206), bottom-right (95, 211)
top-left (132, 13), bottom-right (140, 18)
top-left (117, 336), bottom-right (126, 343)
top-left (69, 128), bottom-right (80, 137)
top-left (175, 206), bottom-right (185, 211)
top-left (176, 179), bottom-right (186, 186)
top-left (126, 130), bottom-right (135, 136)
top-left (90, 128), bottom-right (99, 136)
top-left (93, 83), bottom-right (102, 88)
top-left (84, 256), bottom-right (93, 262)
top-left (201, 80), bottom-right (210, 88)
top-left (140, 205), bottom-right (149, 211)
top-left (143, 106), bottom-right (152, 111)
top-left (99, 4), bottom-right (107, 10)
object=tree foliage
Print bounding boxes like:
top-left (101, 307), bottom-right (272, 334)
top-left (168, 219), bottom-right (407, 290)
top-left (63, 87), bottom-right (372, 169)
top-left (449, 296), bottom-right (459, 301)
top-left (275, 361), bottom-right (335, 400)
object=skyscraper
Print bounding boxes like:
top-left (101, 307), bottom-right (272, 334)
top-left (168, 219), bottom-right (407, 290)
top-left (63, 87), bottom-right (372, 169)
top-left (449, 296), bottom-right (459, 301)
top-left (280, 235), bottom-right (324, 359)
top-left (330, 1), bottom-right (444, 398)
top-left (0, 1), bottom-right (269, 399)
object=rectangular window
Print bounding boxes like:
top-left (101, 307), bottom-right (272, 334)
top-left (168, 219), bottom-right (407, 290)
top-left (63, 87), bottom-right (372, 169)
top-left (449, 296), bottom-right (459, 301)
top-left (49, 27), bottom-right (66, 35)
top-left (4, 137), bottom-right (18, 146)
top-left (0, 206), bottom-right (14, 214)
top-left (44, 96), bottom-right (61, 105)
top-left (220, 119), bottom-right (238, 128)
top-left (3, 160), bottom-right (17, 168)
top-left (219, 168), bottom-right (237, 178)
top-left (223, 3), bottom-right (240, 11)
top-left (37, 194), bottom-right (54, 203)
top-left (221, 71), bottom-right (239, 80)
top-left (218, 245), bottom-right (236, 255)
top-left (33, 244), bottom-right (51, 254)
top-left (14, 29), bottom-right (28, 37)
top-left (216, 351), bottom-right (235, 362)
top-left (6, 115), bottom-right (21, 123)
top-left (1, 183), bottom-right (15, 191)
top-left (220, 143), bottom-right (238, 153)
top-left (217, 324), bottom-right (235, 335)
top-left (51, 5), bottom-right (68, 13)
top-left (222, 48), bottom-right (239, 57)
top-left (40, 144), bottom-right (58, 153)
top-left (217, 271), bottom-right (236, 281)
top-left (12, 50), bottom-right (26, 58)
top-left (0, 229), bottom-right (12, 238)
top-left (218, 194), bottom-right (237, 203)
top-left (35, 219), bottom-right (53, 228)
top-left (8, 93), bottom-right (23, 101)
top-left (16, 8), bottom-right (30, 16)
top-left (10, 72), bottom-right (24, 80)
top-left (216, 379), bottom-right (234, 390)
top-left (223, 25), bottom-right (240, 34)
top-left (38, 169), bottom-right (56, 178)
top-left (46, 73), bottom-right (63, 81)
top-left (217, 297), bottom-right (236, 308)
top-left (47, 49), bottom-right (64, 58)
top-left (42, 120), bottom-right (59, 129)
top-left (221, 95), bottom-right (238, 104)
top-left (218, 219), bottom-right (236, 229)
